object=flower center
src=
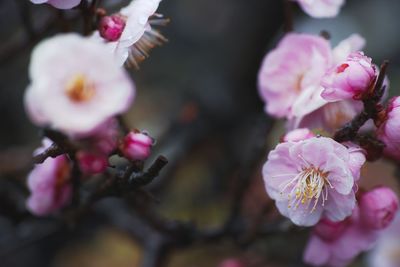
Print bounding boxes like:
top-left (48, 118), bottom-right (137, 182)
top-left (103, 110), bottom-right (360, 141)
top-left (65, 74), bottom-right (95, 103)
top-left (281, 167), bottom-right (332, 212)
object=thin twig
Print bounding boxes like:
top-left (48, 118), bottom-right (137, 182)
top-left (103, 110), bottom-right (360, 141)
top-left (283, 0), bottom-right (294, 32)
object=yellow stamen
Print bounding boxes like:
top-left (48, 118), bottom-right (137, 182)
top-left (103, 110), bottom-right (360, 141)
top-left (65, 74), bottom-right (95, 102)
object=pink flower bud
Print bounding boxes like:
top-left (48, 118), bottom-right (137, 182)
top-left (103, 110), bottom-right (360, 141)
top-left (321, 51), bottom-right (377, 102)
top-left (99, 15), bottom-right (126, 42)
top-left (282, 128), bottom-right (315, 142)
top-left (77, 151), bottom-right (108, 175)
top-left (121, 132), bottom-right (153, 161)
top-left (360, 187), bottom-right (399, 230)
top-left (313, 218), bottom-right (348, 242)
top-left (377, 97), bottom-right (400, 160)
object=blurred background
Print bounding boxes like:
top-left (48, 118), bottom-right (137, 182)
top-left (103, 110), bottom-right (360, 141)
top-left (0, 0), bottom-right (400, 266)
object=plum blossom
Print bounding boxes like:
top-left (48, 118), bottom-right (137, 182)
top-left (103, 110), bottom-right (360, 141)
top-left (27, 139), bottom-right (72, 216)
top-left (258, 33), bottom-right (331, 119)
top-left (294, 0), bottom-right (345, 18)
top-left (24, 34), bottom-right (134, 137)
top-left (92, 0), bottom-right (168, 67)
top-left (262, 137), bottom-right (363, 226)
top-left (321, 52), bottom-right (377, 102)
top-left (285, 34), bottom-right (367, 132)
top-left (283, 128), bottom-right (315, 142)
top-left (30, 0), bottom-right (81, 9)
top-left (303, 207), bottom-right (378, 267)
top-left (120, 131), bottom-right (153, 161)
top-left (360, 187), bottom-right (399, 230)
top-left (304, 188), bottom-right (398, 267)
top-left (377, 97), bottom-right (400, 160)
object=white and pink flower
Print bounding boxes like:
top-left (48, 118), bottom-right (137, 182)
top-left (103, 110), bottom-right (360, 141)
top-left (294, 0), bottom-right (345, 18)
top-left (92, 0), bottom-right (168, 68)
top-left (30, 0), bottom-right (81, 9)
top-left (258, 33), bottom-right (331, 119)
top-left (262, 136), bottom-right (364, 226)
top-left (24, 34), bottom-right (134, 137)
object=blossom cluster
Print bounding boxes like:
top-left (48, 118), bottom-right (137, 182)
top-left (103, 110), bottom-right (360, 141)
top-left (24, 0), bottom-right (166, 216)
top-left (259, 2), bottom-right (400, 266)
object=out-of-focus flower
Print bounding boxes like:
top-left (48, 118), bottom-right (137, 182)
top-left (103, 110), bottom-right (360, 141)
top-left (360, 187), bottom-right (399, 230)
top-left (77, 151), bottom-right (108, 175)
top-left (262, 137), bottom-right (360, 226)
top-left (30, 0), bottom-right (81, 9)
top-left (304, 188), bottom-right (398, 267)
top-left (294, 0), bottom-right (345, 18)
top-left (258, 33), bottom-right (331, 119)
top-left (368, 213), bottom-right (400, 267)
top-left (27, 139), bottom-right (72, 216)
top-left (282, 128), bottom-right (315, 142)
top-left (120, 131), bottom-right (153, 161)
top-left (304, 207), bottom-right (378, 267)
top-left (288, 100), bottom-right (363, 133)
top-left (25, 34), bottom-right (134, 137)
top-left (321, 52), bottom-right (377, 102)
top-left (92, 0), bottom-right (168, 68)
top-left (377, 97), bottom-right (400, 160)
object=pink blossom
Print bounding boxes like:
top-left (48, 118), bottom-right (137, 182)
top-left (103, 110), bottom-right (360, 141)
top-left (30, 0), bottom-right (81, 9)
top-left (77, 151), bottom-right (108, 175)
top-left (304, 207), bottom-right (378, 267)
top-left (27, 140), bottom-right (72, 216)
top-left (121, 131), bottom-right (153, 161)
top-left (360, 187), bottom-right (399, 230)
top-left (295, 0), bottom-right (345, 18)
top-left (377, 97), bottom-right (400, 160)
top-left (91, 0), bottom-right (167, 67)
top-left (305, 189), bottom-right (398, 267)
top-left (262, 137), bottom-right (360, 226)
top-left (24, 34), bottom-right (134, 137)
top-left (282, 128), bottom-right (315, 142)
top-left (258, 33), bottom-right (331, 119)
top-left (321, 52), bottom-right (377, 102)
